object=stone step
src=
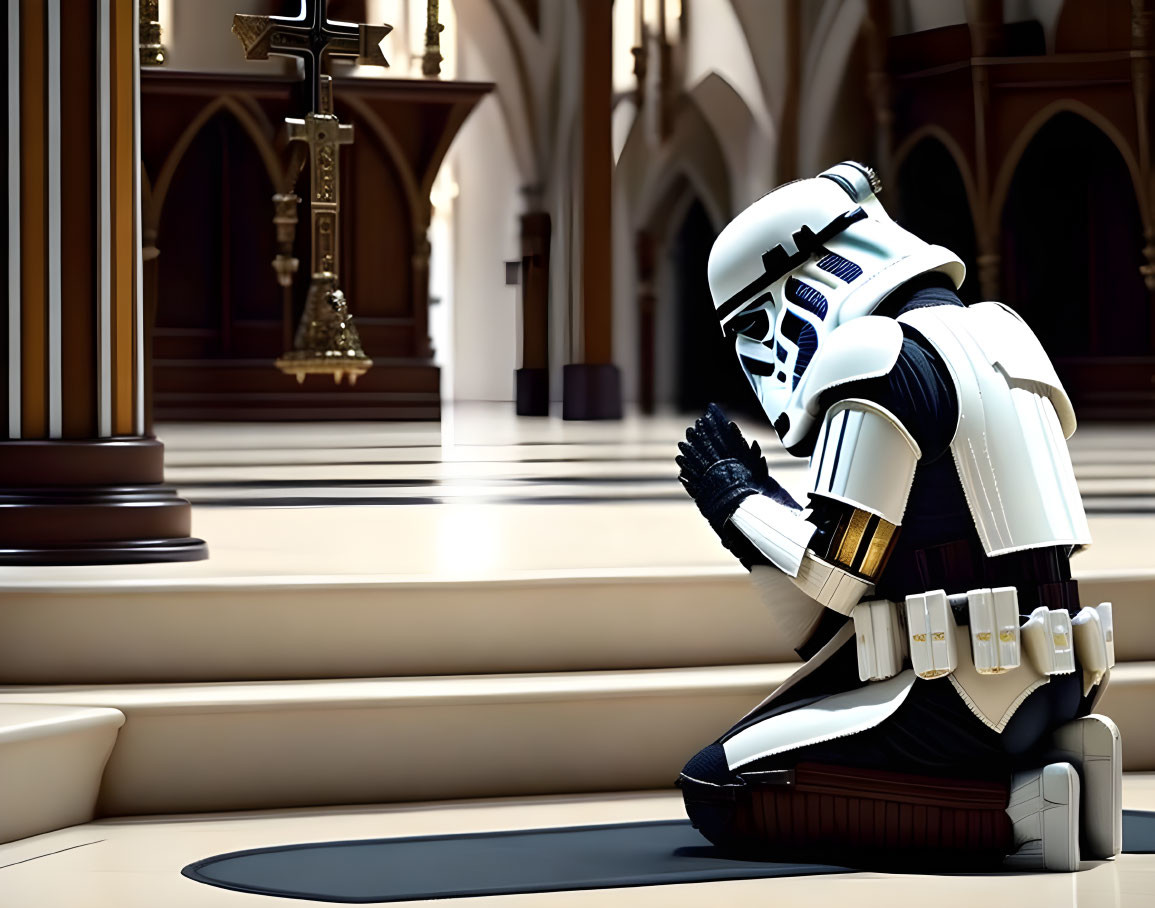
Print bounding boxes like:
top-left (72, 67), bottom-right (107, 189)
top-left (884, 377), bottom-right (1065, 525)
top-left (0, 569), bottom-right (797, 684)
top-left (0, 661), bottom-right (1151, 819)
top-left (0, 568), bottom-right (1149, 685)
top-left (0, 704), bottom-right (124, 844)
top-left (0, 664), bottom-right (789, 816)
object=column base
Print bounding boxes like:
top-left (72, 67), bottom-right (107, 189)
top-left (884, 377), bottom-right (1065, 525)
top-left (515, 368), bottom-right (550, 416)
top-left (0, 438), bottom-right (207, 566)
top-left (562, 363), bottom-right (622, 420)
top-left (0, 537), bottom-right (208, 566)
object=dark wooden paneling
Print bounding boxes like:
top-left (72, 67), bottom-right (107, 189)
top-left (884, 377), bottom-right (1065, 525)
top-left (887, 6), bottom-right (1154, 420)
top-left (141, 71), bottom-right (490, 421)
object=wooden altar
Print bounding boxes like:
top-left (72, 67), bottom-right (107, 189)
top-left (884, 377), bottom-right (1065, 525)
top-left (140, 70), bottom-right (491, 421)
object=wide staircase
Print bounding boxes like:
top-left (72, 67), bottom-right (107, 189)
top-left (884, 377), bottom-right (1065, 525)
top-left (1, 412), bottom-right (1153, 879)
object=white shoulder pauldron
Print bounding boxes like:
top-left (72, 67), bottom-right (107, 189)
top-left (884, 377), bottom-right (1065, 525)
top-left (898, 302), bottom-right (1090, 556)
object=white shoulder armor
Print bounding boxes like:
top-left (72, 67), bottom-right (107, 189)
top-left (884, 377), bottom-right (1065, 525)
top-left (899, 303), bottom-right (1090, 556)
top-left (808, 398), bottom-right (921, 525)
top-left (798, 317), bottom-right (904, 426)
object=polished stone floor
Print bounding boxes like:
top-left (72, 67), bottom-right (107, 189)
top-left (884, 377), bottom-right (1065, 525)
top-left (3, 404), bottom-right (1153, 906)
top-left (2, 779), bottom-right (1155, 907)
top-left (8, 403), bottom-right (1155, 583)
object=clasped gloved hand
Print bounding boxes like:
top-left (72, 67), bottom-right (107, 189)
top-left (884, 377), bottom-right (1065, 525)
top-left (676, 404), bottom-right (801, 566)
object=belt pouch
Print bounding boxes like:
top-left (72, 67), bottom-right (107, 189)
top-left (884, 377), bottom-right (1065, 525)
top-left (905, 589), bottom-right (958, 679)
top-left (853, 599), bottom-right (905, 682)
top-left (967, 586), bottom-right (1021, 674)
top-left (1021, 606), bottom-right (1076, 675)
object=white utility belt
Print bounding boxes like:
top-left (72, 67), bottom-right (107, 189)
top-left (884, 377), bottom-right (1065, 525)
top-left (851, 587), bottom-right (1115, 690)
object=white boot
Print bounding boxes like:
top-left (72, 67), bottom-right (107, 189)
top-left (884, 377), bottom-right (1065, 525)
top-left (1005, 762), bottom-right (1080, 872)
top-left (1048, 714), bottom-right (1123, 860)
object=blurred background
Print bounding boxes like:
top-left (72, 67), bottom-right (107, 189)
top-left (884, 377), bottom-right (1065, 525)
top-left (143, 0), bottom-right (1155, 424)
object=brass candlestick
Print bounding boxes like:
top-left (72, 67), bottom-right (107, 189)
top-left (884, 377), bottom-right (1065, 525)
top-left (423, 0), bottom-right (444, 77)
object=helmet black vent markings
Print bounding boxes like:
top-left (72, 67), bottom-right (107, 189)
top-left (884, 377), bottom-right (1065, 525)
top-left (816, 251), bottom-right (863, 283)
top-left (793, 323), bottom-right (818, 388)
top-left (786, 277), bottom-right (829, 320)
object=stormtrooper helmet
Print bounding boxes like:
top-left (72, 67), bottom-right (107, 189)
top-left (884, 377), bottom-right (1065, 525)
top-left (706, 161), bottom-right (964, 452)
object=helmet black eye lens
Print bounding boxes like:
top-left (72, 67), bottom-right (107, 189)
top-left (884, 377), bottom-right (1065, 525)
top-left (729, 308), bottom-right (771, 340)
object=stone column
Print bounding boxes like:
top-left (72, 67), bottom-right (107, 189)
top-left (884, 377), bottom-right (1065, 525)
top-left (1, 0), bottom-right (204, 564)
top-left (864, 0), bottom-right (895, 187)
top-left (635, 230), bottom-right (656, 415)
top-left (967, 0), bottom-right (1001, 300)
top-left (515, 210), bottom-right (551, 416)
top-left (563, 0), bottom-right (622, 419)
top-left (965, 0), bottom-right (1006, 57)
top-left (777, 0), bottom-right (801, 182)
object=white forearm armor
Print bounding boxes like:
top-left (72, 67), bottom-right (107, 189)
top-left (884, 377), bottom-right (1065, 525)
top-left (729, 398), bottom-right (921, 615)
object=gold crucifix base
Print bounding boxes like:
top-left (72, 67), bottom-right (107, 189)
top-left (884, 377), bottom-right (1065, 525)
top-left (276, 273), bottom-right (372, 385)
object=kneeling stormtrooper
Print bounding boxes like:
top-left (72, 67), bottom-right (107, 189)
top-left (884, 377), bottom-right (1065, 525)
top-left (676, 162), bottom-right (1122, 871)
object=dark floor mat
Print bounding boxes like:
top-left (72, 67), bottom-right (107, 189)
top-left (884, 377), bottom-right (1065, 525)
top-left (183, 811), bottom-right (1155, 904)
top-left (1123, 809), bottom-right (1155, 853)
top-left (182, 819), bottom-right (847, 903)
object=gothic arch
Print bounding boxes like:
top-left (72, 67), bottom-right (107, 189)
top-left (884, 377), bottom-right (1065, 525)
top-left (999, 110), bottom-right (1149, 361)
top-left (339, 94), bottom-right (425, 237)
top-left (989, 100), bottom-right (1148, 237)
top-left (682, 0), bottom-right (775, 142)
top-left (147, 95), bottom-right (281, 238)
top-left (453, 0), bottom-right (540, 184)
top-left (894, 132), bottom-right (980, 300)
top-left (686, 70), bottom-right (769, 210)
top-left (623, 101), bottom-right (731, 237)
top-left (892, 124), bottom-right (980, 230)
top-left (727, 0), bottom-right (790, 123)
top-left (798, 0), bottom-right (868, 175)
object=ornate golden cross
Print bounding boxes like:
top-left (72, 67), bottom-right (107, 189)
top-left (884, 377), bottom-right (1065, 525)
top-left (233, 0), bottom-right (392, 113)
top-left (285, 81), bottom-right (352, 276)
top-left (232, 0), bottom-right (392, 385)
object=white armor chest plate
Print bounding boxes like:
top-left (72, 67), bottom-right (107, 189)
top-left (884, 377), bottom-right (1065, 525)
top-left (898, 302), bottom-right (1091, 556)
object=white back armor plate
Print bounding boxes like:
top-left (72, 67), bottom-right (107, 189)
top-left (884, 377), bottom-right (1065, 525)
top-left (898, 302), bottom-right (1090, 556)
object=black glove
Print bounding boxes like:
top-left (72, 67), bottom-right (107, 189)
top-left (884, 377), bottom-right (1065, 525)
top-left (677, 403), bottom-right (799, 526)
top-left (677, 404), bottom-right (801, 568)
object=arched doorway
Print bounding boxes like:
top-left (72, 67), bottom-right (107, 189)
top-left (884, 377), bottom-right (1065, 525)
top-left (663, 197), bottom-right (755, 415)
top-left (154, 110), bottom-right (283, 362)
top-left (999, 112), bottom-right (1150, 415)
top-left (895, 136), bottom-right (980, 303)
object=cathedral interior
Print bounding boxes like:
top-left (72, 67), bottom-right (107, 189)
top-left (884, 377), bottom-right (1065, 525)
top-left (3, 1), bottom-right (1155, 905)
